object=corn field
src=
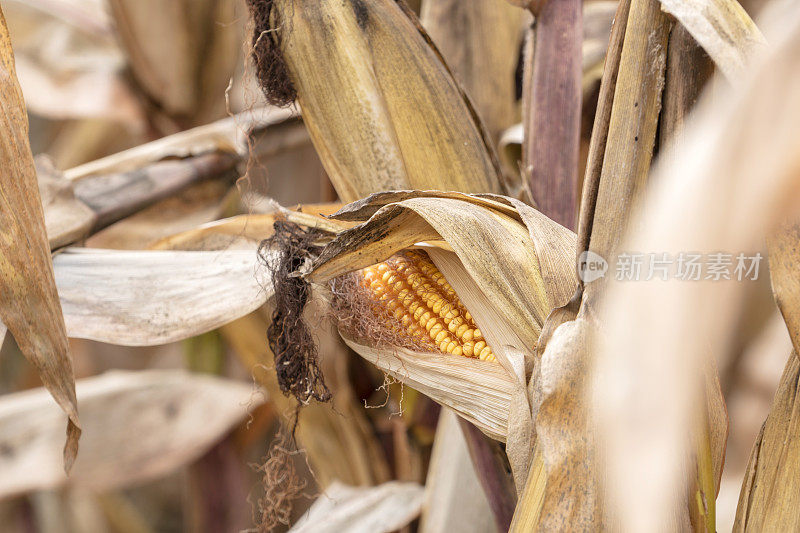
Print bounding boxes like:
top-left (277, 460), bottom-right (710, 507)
top-left (0, 0), bottom-right (797, 531)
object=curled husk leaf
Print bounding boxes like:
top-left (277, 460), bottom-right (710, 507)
top-left (308, 191), bottom-right (576, 488)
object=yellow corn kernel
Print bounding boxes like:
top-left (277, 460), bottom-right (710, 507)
top-left (359, 251), bottom-right (496, 362)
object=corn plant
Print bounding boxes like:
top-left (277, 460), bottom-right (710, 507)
top-left (0, 0), bottom-right (798, 532)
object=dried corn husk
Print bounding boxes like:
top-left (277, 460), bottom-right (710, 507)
top-left (308, 191), bottom-right (576, 489)
top-left (263, 0), bottom-right (505, 200)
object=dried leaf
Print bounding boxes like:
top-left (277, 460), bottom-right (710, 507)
top-left (596, 3), bottom-right (800, 530)
top-left (733, 222), bottom-right (800, 530)
top-left (267, 0), bottom-right (505, 201)
top-left (0, 6), bottom-right (80, 472)
top-left (150, 205), bottom-right (348, 251)
top-left (289, 481), bottom-right (424, 533)
top-left (734, 351), bottom-right (800, 531)
top-left (107, 0), bottom-right (197, 116)
top-left (657, 0), bottom-right (765, 80)
top-left (584, 0), bottom-right (670, 262)
top-left (0, 370), bottom-right (261, 497)
top-left (35, 158), bottom-right (95, 249)
top-left (419, 409), bottom-right (498, 533)
top-left (52, 248), bottom-right (271, 345)
top-left (420, 0), bottom-right (523, 141)
top-left (63, 106), bottom-right (294, 180)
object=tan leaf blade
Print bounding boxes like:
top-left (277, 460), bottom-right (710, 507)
top-left (657, 0), bottom-right (766, 80)
top-left (420, 0), bottom-right (522, 142)
top-left (595, 2), bottom-right (800, 530)
top-left (734, 223), bottom-right (800, 530)
top-left (0, 370), bottom-right (262, 498)
top-left (51, 248), bottom-right (272, 346)
top-left (0, 6), bottom-right (80, 472)
top-left (419, 409), bottom-right (498, 533)
top-left (734, 351), bottom-right (800, 531)
top-left (262, 0), bottom-right (505, 201)
top-left (63, 106), bottom-right (293, 181)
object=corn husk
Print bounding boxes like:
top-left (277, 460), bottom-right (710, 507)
top-left (0, 7), bottom-right (80, 472)
top-left (268, 0), bottom-right (505, 201)
top-left (0, 370), bottom-right (261, 498)
top-left (308, 191), bottom-right (576, 489)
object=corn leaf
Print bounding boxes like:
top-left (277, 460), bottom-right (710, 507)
top-left (2, 249), bottom-right (276, 347)
top-left (420, 0), bottom-right (522, 142)
top-left (596, 3), bottom-right (800, 529)
top-left (289, 481), bottom-right (424, 533)
top-left (0, 6), bottom-right (80, 472)
top-left (270, 0), bottom-right (505, 201)
top-left (0, 370), bottom-right (261, 497)
top-left (733, 222), bottom-right (800, 530)
top-left (419, 409), bottom-right (498, 533)
top-left (657, 0), bottom-right (765, 80)
top-left (64, 106), bottom-right (293, 180)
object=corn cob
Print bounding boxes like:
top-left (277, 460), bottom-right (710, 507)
top-left (359, 251), bottom-right (496, 362)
